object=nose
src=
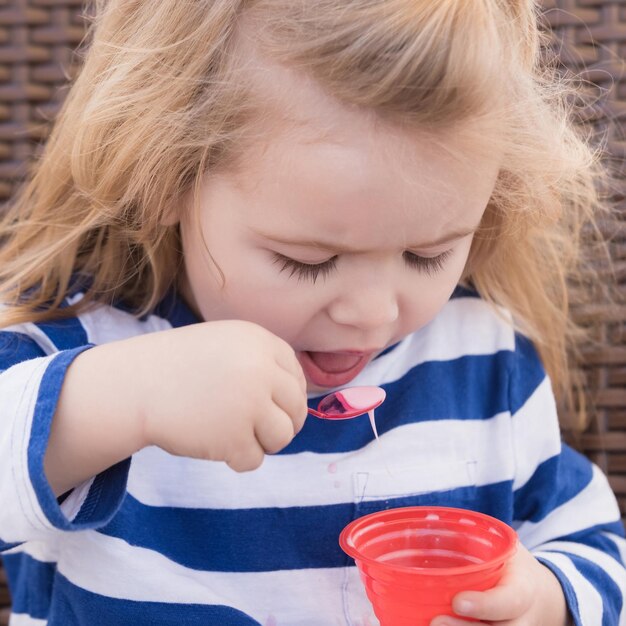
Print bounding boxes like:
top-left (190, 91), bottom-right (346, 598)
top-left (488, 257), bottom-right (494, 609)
top-left (327, 282), bottom-right (400, 331)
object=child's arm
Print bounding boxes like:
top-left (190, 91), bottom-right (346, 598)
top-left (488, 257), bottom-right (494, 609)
top-left (44, 320), bottom-right (307, 495)
top-left (45, 321), bottom-right (307, 494)
top-left (0, 319), bottom-right (307, 549)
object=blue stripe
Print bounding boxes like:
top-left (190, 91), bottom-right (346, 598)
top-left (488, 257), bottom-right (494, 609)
top-left (574, 554), bottom-right (623, 626)
top-left (513, 445), bottom-right (594, 523)
top-left (152, 290), bottom-right (198, 328)
top-left (27, 346), bottom-right (130, 530)
top-left (2, 552), bottom-right (55, 620)
top-left (509, 333), bottom-right (546, 414)
top-left (549, 551), bottom-right (623, 626)
top-left (538, 531), bottom-right (626, 626)
top-left (35, 316), bottom-right (88, 351)
top-left (47, 573), bottom-right (261, 625)
top-left (450, 284), bottom-right (480, 299)
top-left (100, 482), bottom-right (512, 573)
top-left (0, 331), bottom-right (46, 372)
top-left (73, 460), bottom-right (132, 525)
top-left (587, 554), bottom-right (624, 626)
top-left (289, 350), bottom-right (533, 455)
top-left (536, 557), bottom-right (582, 626)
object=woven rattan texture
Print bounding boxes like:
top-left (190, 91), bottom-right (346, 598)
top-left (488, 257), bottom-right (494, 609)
top-left (540, 0), bottom-right (626, 528)
top-left (0, 0), bottom-right (625, 622)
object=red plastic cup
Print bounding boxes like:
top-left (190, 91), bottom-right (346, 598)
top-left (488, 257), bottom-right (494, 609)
top-left (339, 506), bottom-right (518, 626)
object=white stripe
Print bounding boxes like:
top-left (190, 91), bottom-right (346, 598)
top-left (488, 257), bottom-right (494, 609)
top-left (533, 551), bottom-right (605, 626)
top-left (73, 298), bottom-right (172, 345)
top-left (57, 531), bottom-right (374, 626)
top-left (516, 466), bottom-right (622, 549)
top-left (0, 357), bottom-right (58, 542)
top-left (404, 296), bottom-right (515, 362)
top-left (9, 614), bottom-right (47, 626)
top-left (535, 539), bottom-right (626, 625)
top-left (4, 539), bottom-right (58, 563)
top-left (0, 354), bottom-right (91, 544)
top-left (127, 414), bottom-right (515, 509)
top-left (511, 376), bottom-right (561, 490)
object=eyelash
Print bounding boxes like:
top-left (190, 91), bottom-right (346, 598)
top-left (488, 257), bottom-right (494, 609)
top-left (273, 254), bottom-right (338, 284)
top-left (402, 250), bottom-right (453, 275)
top-left (273, 250), bottom-right (453, 283)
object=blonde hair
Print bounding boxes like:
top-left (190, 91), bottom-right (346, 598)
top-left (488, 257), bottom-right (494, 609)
top-left (0, 0), bottom-right (613, 428)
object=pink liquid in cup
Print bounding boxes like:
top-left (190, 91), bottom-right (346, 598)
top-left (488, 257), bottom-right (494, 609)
top-left (339, 506), bottom-right (518, 626)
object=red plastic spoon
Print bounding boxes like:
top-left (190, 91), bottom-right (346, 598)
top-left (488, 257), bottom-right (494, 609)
top-left (308, 386), bottom-right (386, 420)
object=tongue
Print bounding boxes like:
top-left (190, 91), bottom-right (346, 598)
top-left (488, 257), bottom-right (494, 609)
top-left (307, 351), bottom-right (362, 373)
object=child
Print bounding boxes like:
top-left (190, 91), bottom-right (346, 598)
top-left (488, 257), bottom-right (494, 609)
top-left (0, 0), bottom-right (624, 624)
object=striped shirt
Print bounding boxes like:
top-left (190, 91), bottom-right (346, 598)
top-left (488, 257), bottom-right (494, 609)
top-left (0, 288), bottom-right (624, 626)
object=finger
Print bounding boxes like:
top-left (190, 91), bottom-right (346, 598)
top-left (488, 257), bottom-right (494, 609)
top-left (270, 335), bottom-right (299, 374)
top-left (272, 341), bottom-right (307, 394)
top-left (452, 582), bottom-right (530, 622)
top-left (255, 407), bottom-right (297, 454)
top-left (226, 441), bottom-right (265, 472)
top-left (271, 368), bottom-right (308, 433)
top-left (451, 546), bottom-right (530, 622)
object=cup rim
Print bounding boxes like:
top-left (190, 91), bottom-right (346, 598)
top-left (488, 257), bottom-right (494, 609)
top-left (339, 505), bottom-right (518, 576)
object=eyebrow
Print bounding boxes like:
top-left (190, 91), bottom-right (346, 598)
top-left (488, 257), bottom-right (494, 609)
top-left (253, 225), bottom-right (479, 252)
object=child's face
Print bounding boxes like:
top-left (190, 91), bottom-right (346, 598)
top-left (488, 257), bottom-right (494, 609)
top-left (179, 70), bottom-right (500, 392)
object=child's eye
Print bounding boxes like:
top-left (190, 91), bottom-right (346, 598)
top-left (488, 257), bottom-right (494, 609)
top-left (273, 253), bottom-right (338, 284)
top-left (403, 250), bottom-right (452, 275)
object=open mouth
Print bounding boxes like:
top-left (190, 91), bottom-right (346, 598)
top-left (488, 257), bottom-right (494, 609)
top-left (298, 350), bottom-right (373, 388)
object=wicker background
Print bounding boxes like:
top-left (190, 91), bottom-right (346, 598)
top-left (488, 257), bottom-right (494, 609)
top-left (0, 0), bottom-right (625, 622)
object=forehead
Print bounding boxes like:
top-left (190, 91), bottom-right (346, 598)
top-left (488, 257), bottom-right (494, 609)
top-left (223, 63), bottom-right (502, 245)
top-left (238, 137), bottom-right (499, 250)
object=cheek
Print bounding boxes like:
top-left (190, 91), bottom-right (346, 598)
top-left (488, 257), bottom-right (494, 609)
top-left (212, 291), bottom-right (319, 349)
top-left (403, 287), bottom-right (448, 331)
top-left (401, 251), bottom-right (471, 331)
top-left (184, 250), bottom-right (320, 341)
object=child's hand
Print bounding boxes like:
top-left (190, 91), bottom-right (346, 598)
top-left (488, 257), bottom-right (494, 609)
top-left (429, 544), bottom-right (571, 626)
top-left (135, 320), bottom-right (308, 471)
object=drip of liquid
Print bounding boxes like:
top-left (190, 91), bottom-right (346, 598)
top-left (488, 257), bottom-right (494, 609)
top-left (368, 409), bottom-right (379, 441)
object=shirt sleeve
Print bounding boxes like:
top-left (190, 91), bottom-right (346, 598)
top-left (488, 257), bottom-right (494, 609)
top-left (0, 328), bottom-right (130, 550)
top-left (510, 334), bottom-right (626, 626)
